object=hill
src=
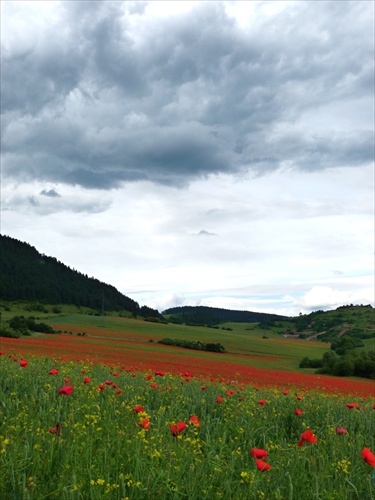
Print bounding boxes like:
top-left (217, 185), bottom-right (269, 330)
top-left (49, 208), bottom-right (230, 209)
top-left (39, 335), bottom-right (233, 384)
top-left (0, 234), bottom-right (160, 318)
top-left (163, 305), bottom-right (288, 325)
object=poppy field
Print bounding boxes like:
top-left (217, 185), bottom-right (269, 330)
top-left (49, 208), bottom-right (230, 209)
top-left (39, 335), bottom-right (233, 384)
top-left (1, 352), bottom-right (375, 499)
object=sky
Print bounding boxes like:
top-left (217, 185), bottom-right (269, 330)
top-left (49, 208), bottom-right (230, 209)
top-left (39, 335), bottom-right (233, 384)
top-left (1, 0), bottom-right (374, 317)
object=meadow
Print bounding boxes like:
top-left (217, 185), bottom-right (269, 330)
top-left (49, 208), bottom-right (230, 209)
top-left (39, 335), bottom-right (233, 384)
top-left (1, 305), bottom-right (375, 498)
top-left (1, 353), bottom-right (374, 499)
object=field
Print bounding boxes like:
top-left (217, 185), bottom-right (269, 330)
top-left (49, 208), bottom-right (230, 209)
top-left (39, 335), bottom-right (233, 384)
top-left (1, 305), bottom-right (375, 498)
top-left (1, 353), bottom-right (375, 499)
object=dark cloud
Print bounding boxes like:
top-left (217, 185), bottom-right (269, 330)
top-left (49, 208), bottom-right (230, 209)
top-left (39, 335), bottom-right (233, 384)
top-left (1, 1), bottom-right (373, 189)
top-left (40, 189), bottom-right (60, 198)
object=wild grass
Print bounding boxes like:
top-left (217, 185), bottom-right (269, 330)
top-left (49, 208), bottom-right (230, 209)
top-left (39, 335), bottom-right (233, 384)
top-left (1, 354), bottom-right (374, 499)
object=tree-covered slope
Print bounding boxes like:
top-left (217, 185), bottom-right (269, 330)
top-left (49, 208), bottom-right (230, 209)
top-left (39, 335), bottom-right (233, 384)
top-left (163, 305), bottom-right (287, 325)
top-left (0, 234), bottom-right (159, 317)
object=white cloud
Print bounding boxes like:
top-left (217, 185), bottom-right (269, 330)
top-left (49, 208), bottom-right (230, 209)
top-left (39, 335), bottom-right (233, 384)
top-left (1, 1), bottom-right (373, 316)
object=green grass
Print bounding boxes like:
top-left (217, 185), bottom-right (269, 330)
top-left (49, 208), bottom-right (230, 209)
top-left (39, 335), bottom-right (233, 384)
top-left (1, 354), bottom-right (374, 499)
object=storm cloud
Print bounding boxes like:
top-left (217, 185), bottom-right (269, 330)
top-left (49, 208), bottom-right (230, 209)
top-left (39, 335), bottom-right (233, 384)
top-left (2, 1), bottom-right (373, 189)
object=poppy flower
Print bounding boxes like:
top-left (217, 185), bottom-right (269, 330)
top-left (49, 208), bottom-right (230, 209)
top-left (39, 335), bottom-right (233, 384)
top-left (98, 384), bottom-right (106, 391)
top-left (345, 403), bottom-right (360, 409)
top-left (282, 390), bottom-right (289, 396)
top-left (170, 422), bottom-right (187, 437)
top-left (58, 385), bottom-right (73, 396)
top-left (20, 359), bottom-right (28, 368)
top-left (257, 398), bottom-right (266, 406)
top-left (255, 460), bottom-right (272, 471)
top-left (155, 371), bottom-right (165, 376)
top-left (201, 386), bottom-right (208, 391)
top-left (48, 369), bottom-right (59, 375)
top-left (49, 422), bottom-right (61, 436)
top-left (251, 448), bottom-right (268, 459)
top-left (150, 383), bottom-right (159, 389)
top-left (298, 429), bottom-right (317, 447)
top-left (81, 369), bottom-right (87, 374)
top-left (295, 408), bottom-right (303, 416)
top-left (188, 416), bottom-right (200, 428)
top-left (113, 372), bottom-right (119, 377)
top-left (145, 375), bottom-right (153, 381)
top-left (361, 447), bottom-right (375, 467)
top-left (83, 377), bottom-right (91, 385)
top-left (139, 418), bottom-right (150, 430)
top-left (105, 380), bottom-right (112, 386)
top-left (336, 427), bottom-right (347, 435)
top-left (216, 396), bottom-right (223, 404)
top-left (64, 377), bottom-right (70, 383)
top-left (115, 388), bottom-right (123, 395)
top-left (296, 395), bottom-right (303, 401)
top-left (132, 405), bottom-right (145, 414)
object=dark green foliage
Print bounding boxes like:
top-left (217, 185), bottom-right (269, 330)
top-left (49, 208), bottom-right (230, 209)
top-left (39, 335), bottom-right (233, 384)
top-left (299, 357), bottom-right (323, 368)
top-left (331, 335), bottom-right (364, 355)
top-left (163, 305), bottom-right (286, 325)
top-left (8, 315), bottom-right (55, 334)
top-left (0, 235), bottom-right (161, 318)
top-left (301, 338), bottom-right (375, 379)
top-left (159, 338), bottom-right (226, 353)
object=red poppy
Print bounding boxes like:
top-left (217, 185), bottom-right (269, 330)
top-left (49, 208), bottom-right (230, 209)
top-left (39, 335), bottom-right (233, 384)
top-left (282, 390), bottom-right (289, 396)
top-left (295, 408), bottom-right (303, 416)
top-left (150, 383), bottom-right (159, 389)
top-left (20, 359), bottom-right (28, 368)
top-left (216, 396), bottom-right (223, 404)
top-left (98, 384), bottom-right (106, 391)
top-left (298, 429), bottom-right (317, 447)
top-left (251, 448), bottom-right (268, 459)
top-left (170, 422), bottom-right (187, 437)
top-left (64, 377), bottom-right (70, 383)
top-left (58, 385), bottom-right (73, 396)
top-left (105, 380), bottom-right (112, 385)
top-left (345, 403), bottom-right (360, 409)
top-left (336, 427), bottom-right (347, 435)
top-left (83, 377), bottom-right (91, 385)
top-left (166, 385), bottom-right (171, 390)
top-left (255, 460), bottom-right (272, 471)
top-left (361, 447), bottom-right (375, 467)
top-left (139, 418), bottom-right (150, 430)
top-left (145, 375), bottom-right (153, 381)
top-left (155, 371), bottom-right (165, 376)
top-left (296, 395), bottom-right (303, 401)
top-left (257, 398), bottom-right (266, 406)
top-left (132, 405), bottom-right (145, 414)
top-left (49, 422), bottom-right (61, 436)
top-left (188, 416), bottom-right (200, 428)
top-left (115, 388), bottom-right (123, 395)
top-left (113, 372), bottom-right (119, 377)
top-left (81, 369), bottom-right (87, 374)
top-left (201, 386), bottom-right (208, 391)
top-left (49, 369), bottom-right (59, 375)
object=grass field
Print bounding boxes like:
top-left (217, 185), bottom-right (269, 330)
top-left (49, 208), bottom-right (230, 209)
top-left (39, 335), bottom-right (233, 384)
top-left (1, 353), bottom-right (374, 499)
top-left (1, 306), bottom-right (374, 396)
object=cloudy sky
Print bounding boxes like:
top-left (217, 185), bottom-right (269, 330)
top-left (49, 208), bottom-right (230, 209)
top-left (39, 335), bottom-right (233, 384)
top-left (1, 1), bottom-right (374, 316)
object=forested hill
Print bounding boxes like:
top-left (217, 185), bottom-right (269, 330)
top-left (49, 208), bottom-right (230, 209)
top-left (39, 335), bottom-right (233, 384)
top-left (163, 305), bottom-right (287, 324)
top-left (0, 235), bottom-right (160, 317)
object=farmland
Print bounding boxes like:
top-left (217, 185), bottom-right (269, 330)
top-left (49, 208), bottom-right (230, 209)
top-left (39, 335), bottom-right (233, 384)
top-left (0, 302), bottom-right (374, 395)
top-left (1, 302), bottom-right (375, 498)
